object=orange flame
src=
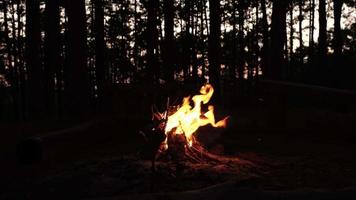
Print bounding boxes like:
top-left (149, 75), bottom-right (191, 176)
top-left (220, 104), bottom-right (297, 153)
top-left (164, 84), bottom-right (229, 147)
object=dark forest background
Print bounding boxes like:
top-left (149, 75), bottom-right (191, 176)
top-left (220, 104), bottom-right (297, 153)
top-left (0, 0), bottom-right (355, 122)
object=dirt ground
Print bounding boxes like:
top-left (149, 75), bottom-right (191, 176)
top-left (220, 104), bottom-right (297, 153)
top-left (1, 82), bottom-right (356, 199)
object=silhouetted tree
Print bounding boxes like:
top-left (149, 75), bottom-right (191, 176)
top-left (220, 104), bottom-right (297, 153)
top-left (230, 0), bottom-right (238, 81)
top-left (260, 0), bottom-right (269, 76)
top-left (2, 1), bottom-right (12, 78)
top-left (94, 0), bottom-right (105, 101)
top-left (147, 0), bottom-right (159, 84)
top-left (208, 0), bottom-right (221, 100)
top-left (65, 0), bottom-right (90, 116)
top-left (44, 0), bottom-right (60, 116)
top-left (289, 2), bottom-right (294, 59)
top-left (308, 0), bottom-right (315, 63)
top-left (318, 0), bottom-right (327, 63)
top-left (163, 0), bottom-right (175, 83)
top-left (269, 0), bottom-right (289, 79)
top-left (298, 0), bottom-right (304, 50)
top-left (26, 0), bottom-right (43, 118)
top-left (237, 0), bottom-right (246, 81)
top-left (333, 0), bottom-right (343, 59)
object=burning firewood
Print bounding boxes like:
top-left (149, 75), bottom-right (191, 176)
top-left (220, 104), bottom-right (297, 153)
top-left (139, 84), bottom-right (246, 176)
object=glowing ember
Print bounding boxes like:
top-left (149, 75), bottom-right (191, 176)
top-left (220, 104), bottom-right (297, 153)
top-left (163, 84), bottom-right (229, 148)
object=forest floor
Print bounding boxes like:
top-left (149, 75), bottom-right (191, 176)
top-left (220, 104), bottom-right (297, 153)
top-left (1, 81), bottom-right (356, 199)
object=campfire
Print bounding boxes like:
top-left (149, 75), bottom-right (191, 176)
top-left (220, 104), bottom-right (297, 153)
top-left (163, 84), bottom-right (229, 148)
top-left (141, 84), bottom-right (239, 171)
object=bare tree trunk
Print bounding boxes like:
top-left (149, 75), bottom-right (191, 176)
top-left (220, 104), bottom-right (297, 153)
top-left (230, 0), bottom-right (237, 82)
top-left (183, 0), bottom-right (191, 82)
top-left (208, 0), bottom-right (221, 102)
top-left (147, 0), bottom-right (159, 84)
top-left (26, 0), bottom-right (44, 119)
top-left (10, 1), bottom-right (23, 119)
top-left (44, 0), bottom-right (60, 117)
top-left (298, 0), bottom-right (303, 49)
top-left (163, 0), bottom-right (175, 83)
top-left (260, 0), bottom-right (269, 77)
top-left (65, 0), bottom-right (90, 116)
top-left (333, 0), bottom-right (343, 59)
top-left (254, 1), bottom-right (259, 80)
top-left (308, 0), bottom-right (315, 63)
top-left (318, 0), bottom-right (327, 63)
top-left (238, 1), bottom-right (245, 81)
top-left (200, 0), bottom-right (207, 81)
top-left (289, 3), bottom-right (294, 60)
top-left (191, 4), bottom-right (198, 84)
top-left (134, 0), bottom-right (139, 74)
top-left (94, 0), bottom-right (105, 102)
top-left (269, 0), bottom-right (288, 79)
top-left (3, 1), bottom-right (13, 77)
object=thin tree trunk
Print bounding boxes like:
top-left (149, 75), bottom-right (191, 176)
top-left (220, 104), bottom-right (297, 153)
top-left (163, 0), bottom-right (175, 83)
top-left (238, 1), bottom-right (245, 81)
top-left (183, 0), bottom-right (191, 82)
top-left (191, 3), bottom-right (198, 83)
top-left (208, 0), bottom-right (221, 102)
top-left (333, 0), bottom-right (343, 59)
top-left (94, 0), bottom-right (105, 102)
top-left (44, 0), bottom-right (60, 117)
top-left (308, 0), bottom-right (315, 63)
top-left (3, 1), bottom-right (13, 75)
top-left (230, 0), bottom-right (237, 82)
top-left (134, 0), bottom-right (139, 74)
top-left (147, 0), bottom-right (159, 84)
top-left (298, 0), bottom-right (303, 49)
top-left (200, 0), bottom-right (206, 80)
top-left (11, 2), bottom-right (20, 102)
top-left (260, 0), bottom-right (269, 77)
top-left (318, 0), bottom-right (327, 62)
top-left (26, 0), bottom-right (43, 119)
top-left (289, 3), bottom-right (294, 60)
top-left (17, 0), bottom-right (23, 68)
top-left (254, 1), bottom-right (259, 80)
top-left (14, 0), bottom-right (27, 120)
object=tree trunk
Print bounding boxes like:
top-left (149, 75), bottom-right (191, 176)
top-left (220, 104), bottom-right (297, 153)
top-left (26, 0), bottom-right (44, 119)
top-left (65, 0), bottom-right (90, 116)
top-left (133, 0), bottom-right (139, 75)
top-left (94, 0), bottom-right (105, 101)
top-left (238, 1), bottom-right (245, 81)
top-left (333, 0), bottom-right (343, 59)
top-left (147, 0), bottom-right (159, 84)
top-left (3, 1), bottom-right (13, 75)
top-left (230, 0), bottom-right (237, 82)
top-left (163, 0), bottom-right (175, 83)
top-left (308, 0), bottom-right (315, 63)
top-left (318, 0), bottom-right (327, 62)
top-left (289, 3), bottom-right (294, 59)
top-left (269, 0), bottom-right (288, 79)
top-left (298, 0), bottom-right (303, 49)
top-left (183, 0), bottom-right (191, 82)
top-left (200, 0), bottom-right (207, 80)
top-left (260, 0), bottom-right (269, 77)
top-left (44, 0), bottom-right (60, 117)
top-left (191, 4), bottom-right (198, 84)
top-left (208, 0), bottom-right (221, 102)
top-left (254, 1), bottom-right (259, 80)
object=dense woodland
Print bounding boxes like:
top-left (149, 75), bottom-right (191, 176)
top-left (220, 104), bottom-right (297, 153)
top-left (0, 0), bottom-right (355, 122)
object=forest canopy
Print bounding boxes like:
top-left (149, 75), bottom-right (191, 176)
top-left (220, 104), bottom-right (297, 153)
top-left (0, 0), bottom-right (355, 121)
